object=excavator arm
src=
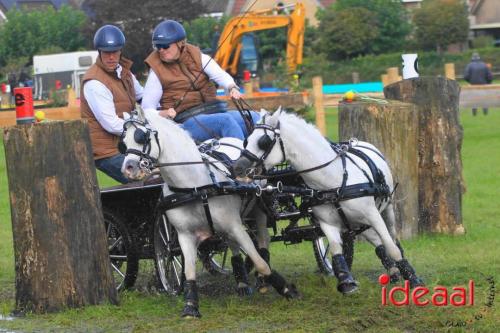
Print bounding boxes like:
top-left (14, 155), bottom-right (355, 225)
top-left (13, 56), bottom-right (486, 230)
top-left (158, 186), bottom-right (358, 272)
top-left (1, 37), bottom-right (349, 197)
top-left (214, 3), bottom-right (305, 76)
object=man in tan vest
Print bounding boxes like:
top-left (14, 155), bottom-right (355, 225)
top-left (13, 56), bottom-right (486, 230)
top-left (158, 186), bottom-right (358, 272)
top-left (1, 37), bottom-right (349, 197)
top-left (80, 25), bottom-right (143, 183)
top-left (141, 20), bottom-right (260, 142)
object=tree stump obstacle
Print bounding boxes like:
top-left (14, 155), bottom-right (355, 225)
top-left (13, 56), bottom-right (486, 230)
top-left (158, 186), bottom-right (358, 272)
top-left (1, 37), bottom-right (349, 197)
top-left (3, 120), bottom-right (117, 314)
top-left (339, 100), bottom-right (419, 239)
top-left (339, 77), bottom-right (465, 237)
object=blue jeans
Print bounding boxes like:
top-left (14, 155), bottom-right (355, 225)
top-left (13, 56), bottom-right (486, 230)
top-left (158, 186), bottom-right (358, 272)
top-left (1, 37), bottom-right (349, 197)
top-left (95, 154), bottom-right (129, 184)
top-left (180, 111), bottom-right (261, 141)
top-left (227, 111), bottom-right (261, 137)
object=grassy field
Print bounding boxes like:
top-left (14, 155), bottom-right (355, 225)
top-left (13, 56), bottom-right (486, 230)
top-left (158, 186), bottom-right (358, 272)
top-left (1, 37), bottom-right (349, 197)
top-left (0, 108), bottom-right (499, 332)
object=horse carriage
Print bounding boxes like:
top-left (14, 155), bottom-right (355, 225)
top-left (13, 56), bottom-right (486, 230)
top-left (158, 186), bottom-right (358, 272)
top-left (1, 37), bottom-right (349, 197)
top-left (101, 106), bottom-right (423, 317)
top-left (100, 163), bottom-right (333, 293)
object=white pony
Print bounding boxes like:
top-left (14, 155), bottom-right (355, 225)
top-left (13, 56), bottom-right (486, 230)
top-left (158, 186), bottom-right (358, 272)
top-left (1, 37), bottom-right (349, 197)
top-left (233, 109), bottom-right (423, 293)
top-left (120, 108), bottom-right (298, 318)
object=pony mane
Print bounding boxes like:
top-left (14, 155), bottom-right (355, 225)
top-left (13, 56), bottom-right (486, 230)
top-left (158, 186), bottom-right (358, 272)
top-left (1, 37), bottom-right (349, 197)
top-left (279, 112), bottom-right (331, 148)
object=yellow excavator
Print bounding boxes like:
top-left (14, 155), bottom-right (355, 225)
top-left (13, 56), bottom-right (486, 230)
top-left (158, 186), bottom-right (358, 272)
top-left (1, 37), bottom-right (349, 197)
top-left (213, 2), bottom-right (305, 78)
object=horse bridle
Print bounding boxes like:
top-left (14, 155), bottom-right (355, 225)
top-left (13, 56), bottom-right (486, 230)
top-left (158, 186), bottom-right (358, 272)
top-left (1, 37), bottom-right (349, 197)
top-left (241, 118), bottom-right (286, 171)
top-left (240, 116), bottom-right (353, 179)
top-left (118, 117), bottom-right (161, 171)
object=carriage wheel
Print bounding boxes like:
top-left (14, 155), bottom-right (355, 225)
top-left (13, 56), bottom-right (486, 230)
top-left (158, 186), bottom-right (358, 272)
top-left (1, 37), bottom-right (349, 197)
top-left (309, 217), bottom-right (333, 275)
top-left (103, 209), bottom-right (139, 291)
top-left (198, 218), bottom-right (258, 276)
top-left (154, 212), bottom-right (185, 295)
top-left (199, 243), bottom-right (233, 276)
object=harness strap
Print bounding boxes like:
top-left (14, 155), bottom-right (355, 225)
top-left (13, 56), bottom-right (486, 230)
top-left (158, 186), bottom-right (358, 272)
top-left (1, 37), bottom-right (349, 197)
top-left (233, 97), bottom-right (255, 135)
top-left (310, 183), bottom-right (388, 203)
top-left (125, 148), bottom-right (159, 165)
top-left (278, 136), bottom-right (287, 163)
top-left (168, 181), bottom-right (256, 195)
top-left (162, 181), bottom-right (259, 236)
top-left (154, 159), bottom-right (223, 168)
top-left (345, 154), bottom-right (373, 186)
top-left (348, 148), bottom-right (380, 182)
top-left (201, 191), bottom-right (216, 235)
top-left (252, 155), bottom-right (340, 180)
top-left (338, 152), bottom-right (348, 199)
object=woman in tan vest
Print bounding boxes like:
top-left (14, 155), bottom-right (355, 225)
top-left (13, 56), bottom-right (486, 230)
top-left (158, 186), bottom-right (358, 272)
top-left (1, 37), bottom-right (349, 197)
top-left (80, 25), bottom-right (143, 183)
top-left (141, 20), bottom-right (260, 142)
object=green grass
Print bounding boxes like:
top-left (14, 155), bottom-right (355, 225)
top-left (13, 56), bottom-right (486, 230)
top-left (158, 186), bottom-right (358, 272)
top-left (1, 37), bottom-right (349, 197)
top-left (1, 109), bottom-right (499, 332)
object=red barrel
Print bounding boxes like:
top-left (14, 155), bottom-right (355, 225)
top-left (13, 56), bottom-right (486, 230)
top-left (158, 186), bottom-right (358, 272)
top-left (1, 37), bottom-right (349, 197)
top-left (243, 69), bottom-right (251, 82)
top-left (14, 87), bottom-right (34, 124)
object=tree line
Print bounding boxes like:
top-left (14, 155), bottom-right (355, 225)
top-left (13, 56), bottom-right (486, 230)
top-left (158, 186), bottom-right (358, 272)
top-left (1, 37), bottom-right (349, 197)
top-left (0, 0), bottom-right (470, 82)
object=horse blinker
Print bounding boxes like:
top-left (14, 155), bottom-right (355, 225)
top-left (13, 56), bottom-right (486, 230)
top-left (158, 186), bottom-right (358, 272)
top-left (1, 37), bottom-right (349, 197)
top-left (258, 134), bottom-right (273, 151)
top-left (134, 128), bottom-right (148, 144)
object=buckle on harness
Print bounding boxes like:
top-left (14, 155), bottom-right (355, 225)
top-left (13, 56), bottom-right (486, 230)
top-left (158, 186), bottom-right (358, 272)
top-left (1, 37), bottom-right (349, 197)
top-left (139, 159), bottom-right (152, 172)
top-left (315, 191), bottom-right (324, 200)
top-left (211, 139), bottom-right (220, 151)
top-left (255, 185), bottom-right (262, 197)
top-left (277, 181), bottom-right (283, 193)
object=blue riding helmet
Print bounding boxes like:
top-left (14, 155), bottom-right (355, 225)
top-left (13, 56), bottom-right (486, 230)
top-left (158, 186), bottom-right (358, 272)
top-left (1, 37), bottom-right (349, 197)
top-left (152, 20), bottom-right (186, 47)
top-left (94, 25), bottom-right (125, 51)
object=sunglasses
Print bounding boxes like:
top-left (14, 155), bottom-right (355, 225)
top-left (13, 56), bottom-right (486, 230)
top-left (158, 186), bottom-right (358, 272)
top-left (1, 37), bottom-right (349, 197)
top-left (154, 43), bottom-right (171, 50)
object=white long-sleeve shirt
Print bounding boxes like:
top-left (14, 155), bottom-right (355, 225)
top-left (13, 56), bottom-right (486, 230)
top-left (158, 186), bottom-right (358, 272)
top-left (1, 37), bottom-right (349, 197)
top-left (141, 53), bottom-right (236, 113)
top-left (83, 65), bottom-right (144, 135)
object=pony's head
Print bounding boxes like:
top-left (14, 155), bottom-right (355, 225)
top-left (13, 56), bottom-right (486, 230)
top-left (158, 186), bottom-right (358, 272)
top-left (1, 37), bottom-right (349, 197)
top-left (234, 107), bottom-right (285, 178)
top-left (119, 106), bottom-right (161, 180)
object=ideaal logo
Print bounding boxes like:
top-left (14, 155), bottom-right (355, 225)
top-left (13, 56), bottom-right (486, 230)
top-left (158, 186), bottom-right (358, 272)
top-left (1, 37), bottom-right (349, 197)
top-left (377, 274), bottom-right (495, 328)
top-left (379, 274), bottom-right (474, 306)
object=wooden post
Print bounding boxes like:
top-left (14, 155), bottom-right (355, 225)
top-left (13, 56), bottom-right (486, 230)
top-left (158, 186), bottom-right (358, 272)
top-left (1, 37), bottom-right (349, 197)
top-left (67, 87), bottom-right (77, 108)
top-left (352, 72), bottom-right (360, 83)
top-left (445, 63), bottom-right (456, 80)
top-left (387, 67), bottom-right (400, 85)
top-left (381, 74), bottom-right (389, 87)
top-left (384, 77), bottom-right (465, 235)
top-left (3, 120), bottom-right (118, 314)
top-left (312, 76), bottom-right (326, 135)
top-left (338, 101), bottom-right (419, 239)
top-left (66, 87), bottom-right (81, 119)
top-left (1, 93), bottom-right (8, 108)
top-left (251, 77), bottom-right (260, 92)
top-left (243, 81), bottom-right (253, 97)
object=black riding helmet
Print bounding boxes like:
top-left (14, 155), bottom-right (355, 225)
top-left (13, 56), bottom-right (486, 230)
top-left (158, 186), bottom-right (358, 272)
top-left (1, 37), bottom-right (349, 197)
top-left (152, 20), bottom-right (186, 47)
top-left (94, 25), bottom-right (125, 51)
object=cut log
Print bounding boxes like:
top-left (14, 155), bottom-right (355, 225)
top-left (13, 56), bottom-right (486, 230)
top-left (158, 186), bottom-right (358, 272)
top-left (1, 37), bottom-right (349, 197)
top-left (3, 120), bottom-right (118, 314)
top-left (339, 100), bottom-right (419, 239)
top-left (384, 77), bottom-right (465, 235)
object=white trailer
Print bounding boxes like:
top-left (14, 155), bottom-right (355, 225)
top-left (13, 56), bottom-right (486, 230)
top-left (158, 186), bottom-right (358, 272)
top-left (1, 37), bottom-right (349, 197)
top-left (33, 51), bottom-right (98, 100)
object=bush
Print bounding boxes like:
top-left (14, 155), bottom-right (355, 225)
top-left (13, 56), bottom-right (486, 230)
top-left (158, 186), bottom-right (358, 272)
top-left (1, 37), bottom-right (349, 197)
top-left (472, 36), bottom-right (494, 49)
top-left (46, 89), bottom-right (67, 107)
top-left (296, 47), bottom-right (500, 86)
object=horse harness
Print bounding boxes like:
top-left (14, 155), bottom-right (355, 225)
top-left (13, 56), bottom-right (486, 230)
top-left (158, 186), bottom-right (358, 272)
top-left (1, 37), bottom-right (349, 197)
top-left (120, 119), bottom-right (259, 235)
top-left (240, 120), bottom-right (393, 237)
top-left (120, 115), bottom-right (392, 237)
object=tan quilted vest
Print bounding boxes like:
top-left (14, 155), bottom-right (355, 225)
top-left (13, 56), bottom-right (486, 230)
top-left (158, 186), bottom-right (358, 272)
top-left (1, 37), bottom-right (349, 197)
top-left (80, 57), bottom-right (135, 160)
top-left (144, 43), bottom-right (217, 113)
